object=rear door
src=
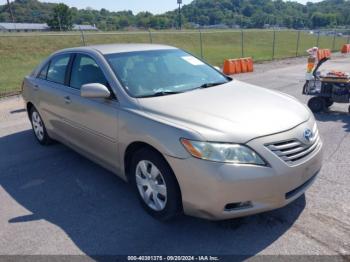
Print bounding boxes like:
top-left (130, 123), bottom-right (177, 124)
top-left (32, 53), bottom-right (74, 138)
top-left (58, 53), bottom-right (119, 169)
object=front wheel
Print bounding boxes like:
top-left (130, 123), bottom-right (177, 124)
top-left (308, 97), bottom-right (326, 113)
top-left (131, 148), bottom-right (182, 221)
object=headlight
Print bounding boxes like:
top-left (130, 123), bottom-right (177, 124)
top-left (180, 138), bottom-right (266, 165)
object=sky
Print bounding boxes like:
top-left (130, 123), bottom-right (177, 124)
top-left (0, 0), bottom-right (321, 14)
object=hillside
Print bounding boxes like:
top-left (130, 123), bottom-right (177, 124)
top-left (0, 0), bottom-right (55, 23)
top-left (1, 0), bottom-right (350, 29)
top-left (179, 0), bottom-right (350, 28)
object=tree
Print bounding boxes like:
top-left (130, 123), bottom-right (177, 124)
top-left (311, 12), bottom-right (336, 28)
top-left (47, 3), bottom-right (73, 31)
top-left (0, 12), bottom-right (10, 22)
top-left (1, 0), bottom-right (350, 30)
top-left (117, 17), bottom-right (130, 29)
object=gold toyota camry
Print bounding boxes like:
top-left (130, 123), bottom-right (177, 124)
top-left (22, 44), bottom-right (323, 220)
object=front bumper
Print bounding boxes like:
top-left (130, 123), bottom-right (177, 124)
top-left (165, 122), bottom-right (323, 220)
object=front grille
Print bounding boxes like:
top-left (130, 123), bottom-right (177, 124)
top-left (266, 125), bottom-right (320, 165)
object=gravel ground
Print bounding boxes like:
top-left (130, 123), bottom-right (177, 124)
top-left (0, 55), bottom-right (349, 259)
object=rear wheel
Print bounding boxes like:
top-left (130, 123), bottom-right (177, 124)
top-left (308, 97), bottom-right (326, 113)
top-left (29, 107), bottom-right (52, 145)
top-left (130, 148), bottom-right (182, 221)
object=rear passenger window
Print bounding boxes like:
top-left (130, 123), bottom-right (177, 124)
top-left (38, 62), bottom-right (49, 80)
top-left (70, 54), bottom-right (108, 89)
top-left (47, 54), bottom-right (71, 85)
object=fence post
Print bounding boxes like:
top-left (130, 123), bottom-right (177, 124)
top-left (272, 29), bottom-right (276, 60)
top-left (241, 29), bottom-right (244, 57)
top-left (332, 29), bottom-right (336, 51)
top-left (80, 28), bottom-right (86, 46)
top-left (199, 29), bottom-right (203, 59)
top-left (316, 31), bottom-right (320, 47)
top-left (148, 29), bottom-right (153, 43)
top-left (296, 30), bottom-right (301, 57)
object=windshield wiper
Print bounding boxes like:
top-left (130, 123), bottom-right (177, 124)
top-left (138, 91), bottom-right (183, 98)
top-left (198, 81), bottom-right (227, 89)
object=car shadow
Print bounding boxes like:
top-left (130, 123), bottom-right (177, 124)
top-left (315, 109), bottom-right (350, 132)
top-left (0, 130), bottom-right (306, 257)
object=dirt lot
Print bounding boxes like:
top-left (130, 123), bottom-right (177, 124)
top-left (0, 55), bottom-right (349, 259)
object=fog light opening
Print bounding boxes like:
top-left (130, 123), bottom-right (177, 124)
top-left (225, 201), bottom-right (253, 211)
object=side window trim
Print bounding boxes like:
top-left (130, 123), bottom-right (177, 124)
top-left (66, 53), bottom-right (76, 87)
top-left (35, 52), bottom-right (118, 101)
top-left (45, 53), bottom-right (73, 86)
top-left (36, 60), bottom-right (51, 80)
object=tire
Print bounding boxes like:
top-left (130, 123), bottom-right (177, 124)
top-left (29, 107), bottom-right (52, 145)
top-left (302, 82), bottom-right (308, 94)
top-left (130, 148), bottom-right (182, 221)
top-left (308, 97), bottom-right (325, 113)
top-left (324, 98), bottom-right (334, 108)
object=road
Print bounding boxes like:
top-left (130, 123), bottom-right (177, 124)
top-left (0, 55), bottom-right (349, 259)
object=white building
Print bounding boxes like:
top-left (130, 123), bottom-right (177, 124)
top-left (0, 23), bottom-right (49, 32)
top-left (73, 24), bottom-right (98, 31)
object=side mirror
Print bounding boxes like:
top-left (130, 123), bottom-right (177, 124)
top-left (81, 83), bottom-right (111, 99)
top-left (214, 66), bottom-right (221, 71)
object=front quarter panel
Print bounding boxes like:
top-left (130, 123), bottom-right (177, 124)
top-left (117, 107), bottom-right (202, 178)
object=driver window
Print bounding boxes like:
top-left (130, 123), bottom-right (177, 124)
top-left (70, 54), bottom-right (109, 90)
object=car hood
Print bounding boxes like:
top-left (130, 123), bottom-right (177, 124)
top-left (138, 80), bottom-right (310, 143)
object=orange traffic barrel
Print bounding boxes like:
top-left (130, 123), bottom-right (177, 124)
top-left (239, 57), bottom-right (254, 73)
top-left (223, 59), bottom-right (235, 75)
top-left (317, 49), bottom-right (324, 60)
top-left (233, 59), bottom-right (242, 74)
top-left (246, 57), bottom-right (254, 72)
top-left (317, 49), bottom-right (331, 60)
top-left (240, 58), bottom-right (248, 73)
top-left (223, 57), bottom-right (254, 75)
top-left (324, 49), bottom-right (331, 58)
top-left (341, 44), bottom-right (350, 53)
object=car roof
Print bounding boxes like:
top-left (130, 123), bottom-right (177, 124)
top-left (58, 43), bottom-right (178, 55)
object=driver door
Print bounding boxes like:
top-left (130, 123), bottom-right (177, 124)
top-left (60, 53), bottom-right (119, 170)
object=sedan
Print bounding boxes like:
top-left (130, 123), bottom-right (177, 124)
top-left (22, 44), bottom-right (323, 220)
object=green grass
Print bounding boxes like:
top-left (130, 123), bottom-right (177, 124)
top-left (0, 30), bottom-right (349, 96)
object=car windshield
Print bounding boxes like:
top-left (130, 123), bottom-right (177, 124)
top-left (105, 49), bottom-right (230, 98)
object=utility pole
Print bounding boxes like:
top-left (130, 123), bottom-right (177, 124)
top-left (177, 0), bottom-right (182, 30)
top-left (57, 15), bottom-right (62, 31)
top-left (6, 0), bottom-right (15, 25)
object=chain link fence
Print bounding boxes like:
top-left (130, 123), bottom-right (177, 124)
top-left (1, 29), bottom-right (349, 98)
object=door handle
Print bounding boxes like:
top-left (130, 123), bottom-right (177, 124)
top-left (64, 96), bottom-right (71, 104)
